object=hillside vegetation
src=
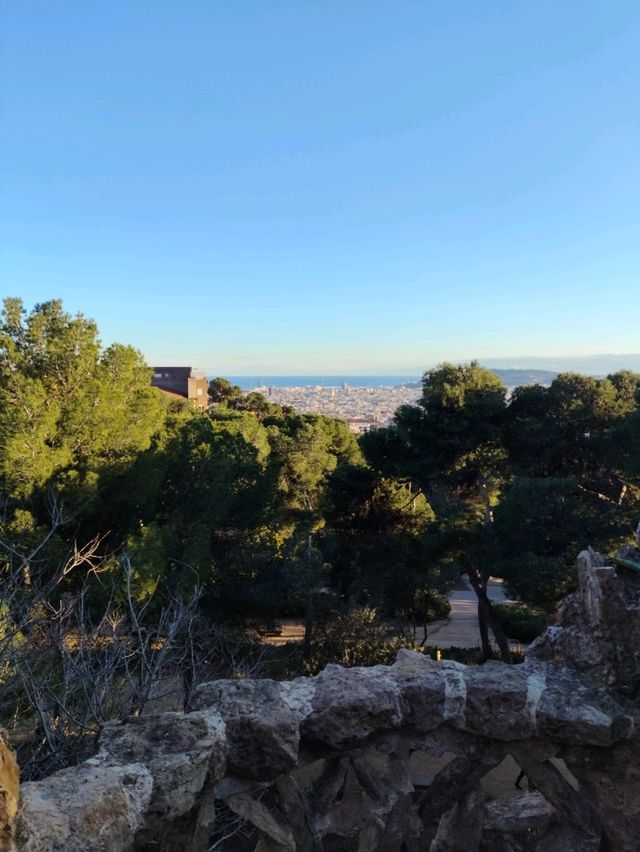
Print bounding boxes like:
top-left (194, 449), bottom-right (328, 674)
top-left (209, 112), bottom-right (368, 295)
top-left (1, 298), bottom-right (639, 776)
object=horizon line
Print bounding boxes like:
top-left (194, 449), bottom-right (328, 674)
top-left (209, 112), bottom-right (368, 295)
top-left (199, 355), bottom-right (640, 377)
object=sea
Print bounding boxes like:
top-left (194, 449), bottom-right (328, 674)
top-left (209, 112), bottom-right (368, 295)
top-left (226, 375), bottom-right (421, 389)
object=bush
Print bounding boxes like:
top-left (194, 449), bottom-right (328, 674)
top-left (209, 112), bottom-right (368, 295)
top-left (424, 594), bottom-right (451, 621)
top-left (498, 553), bottom-right (576, 610)
top-left (492, 603), bottom-right (547, 644)
top-left (305, 606), bottom-right (417, 675)
top-left (0, 555), bottom-right (271, 781)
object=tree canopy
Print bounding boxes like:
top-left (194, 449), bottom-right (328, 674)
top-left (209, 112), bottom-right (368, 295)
top-left (2, 298), bottom-right (639, 665)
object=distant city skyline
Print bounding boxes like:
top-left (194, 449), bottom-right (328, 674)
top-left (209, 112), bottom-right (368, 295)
top-left (2, 2), bottom-right (638, 370)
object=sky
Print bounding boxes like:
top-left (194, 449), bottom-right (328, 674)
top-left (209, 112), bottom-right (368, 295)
top-left (1, 1), bottom-right (639, 374)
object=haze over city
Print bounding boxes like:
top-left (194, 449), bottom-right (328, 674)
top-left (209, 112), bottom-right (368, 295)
top-left (2, 1), bottom-right (638, 372)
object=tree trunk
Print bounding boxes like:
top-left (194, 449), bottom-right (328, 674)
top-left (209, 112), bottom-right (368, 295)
top-left (303, 591), bottom-right (314, 660)
top-left (465, 561), bottom-right (513, 664)
top-left (477, 598), bottom-right (493, 661)
top-left (485, 598), bottom-right (513, 664)
top-left (303, 532), bottom-right (315, 660)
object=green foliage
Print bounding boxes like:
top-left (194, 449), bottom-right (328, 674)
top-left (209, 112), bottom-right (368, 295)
top-left (208, 376), bottom-right (243, 405)
top-left (208, 378), bottom-right (288, 419)
top-left (0, 299), bottom-right (165, 498)
top-left (417, 361), bottom-right (506, 464)
top-left (0, 298), bottom-right (168, 590)
top-left (322, 463), bottom-right (447, 620)
top-left (2, 298), bottom-right (639, 647)
top-left (93, 401), bottom-right (365, 617)
top-left (4, 296), bottom-right (640, 781)
top-left (492, 603), bottom-right (547, 644)
top-left (492, 476), bottom-right (606, 607)
top-left (0, 602), bottom-right (25, 682)
top-left (366, 362), bottom-right (507, 501)
top-left (416, 589), bottom-right (451, 621)
top-left (267, 413), bottom-right (362, 513)
top-left (505, 371), bottom-right (640, 479)
top-left (611, 404), bottom-right (640, 485)
top-left (498, 553), bottom-right (575, 610)
top-left (361, 363), bottom-right (513, 663)
top-left (501, 504), bottom-right (636, 611)
top-left (364, 362), bottom-right (640, 624)
top-left (305, 606), bottom-right (415, 675)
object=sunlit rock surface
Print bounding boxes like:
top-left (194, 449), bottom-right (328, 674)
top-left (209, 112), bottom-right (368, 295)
top-left (0, 730), bottom-right (18, 852)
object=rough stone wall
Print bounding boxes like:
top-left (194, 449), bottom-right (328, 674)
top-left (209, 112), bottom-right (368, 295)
top-left (528, 547), bottom-right (640, 695)
top-left (7, 547), bottom-right (640, 851)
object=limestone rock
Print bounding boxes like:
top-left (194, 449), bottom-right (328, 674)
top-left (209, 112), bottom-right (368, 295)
top-left (563, 741), bottom-right (640, 852)
top-left (531, 665), bottom-right (636, 746)
top-left (429, 788), bottom-right (485, 852)
top-left (509, 747), bottom-right (604, 848)
top-left (190, 678), bottom-right (304, 780)
top-left (224, 791), bottom-right (296, 850)
top-left (481, 792), bottom-right (554, 850)
top-left (16, 763), bottom-right (152, 852)
top-left (96, 710), bottom-right (225, 823)
top-left (389, 651), bottom-right (448, 731)
top-left (462, 663), bottom-right (531, 741)
top-left (0, 730), bottom-right (18, 852)
top-left (302, 664), bottom-right (403, 748)
top-left (528, 547), bottom-right (640, 695)
top-left (536, 822), bottom-right (601, 852)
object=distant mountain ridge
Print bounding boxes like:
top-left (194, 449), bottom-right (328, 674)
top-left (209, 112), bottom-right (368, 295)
top-left (394, 355), bottom-right (640, 379)
top-left (483, 354), bottom-right (640, 374)
top-left (401, 369), bottom-right (558, 390)
top-left (490, 368), bottom-right (557, 388)
top-left (221, 356), bottom-right (640, 391)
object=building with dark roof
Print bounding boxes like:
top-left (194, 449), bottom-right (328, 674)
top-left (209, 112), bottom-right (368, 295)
top-left (151, 367), bottom-right (208, 410)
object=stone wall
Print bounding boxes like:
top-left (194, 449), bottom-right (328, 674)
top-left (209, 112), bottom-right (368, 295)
top-left (7, 547), bottom-right (640, 851)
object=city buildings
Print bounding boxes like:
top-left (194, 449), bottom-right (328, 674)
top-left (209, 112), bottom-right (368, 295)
top-left (254, 384), bottom-right (421, 426)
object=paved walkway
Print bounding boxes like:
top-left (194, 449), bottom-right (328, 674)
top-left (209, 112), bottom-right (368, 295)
top-left (422, 576), bottom-right (524, 651)
top-left (263, 577), bottom-right (525, 652)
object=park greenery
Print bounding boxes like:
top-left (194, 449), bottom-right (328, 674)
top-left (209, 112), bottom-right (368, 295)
top-left (1, 298), bottom-right (640, 776)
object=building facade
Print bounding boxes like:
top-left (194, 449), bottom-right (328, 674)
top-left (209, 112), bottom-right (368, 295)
top-left (151, 367), bottom-right (208, 410)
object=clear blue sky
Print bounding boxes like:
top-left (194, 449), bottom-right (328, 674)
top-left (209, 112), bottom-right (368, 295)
top-left (2, 1), bottom-right (639, 374)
